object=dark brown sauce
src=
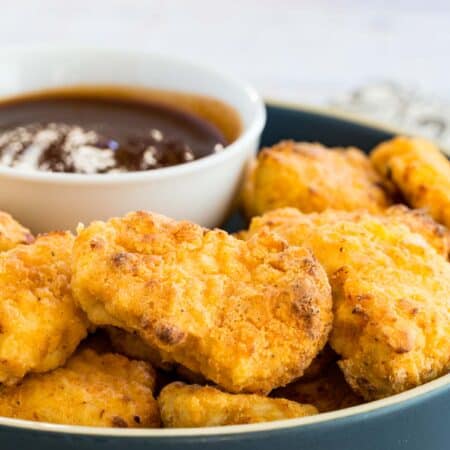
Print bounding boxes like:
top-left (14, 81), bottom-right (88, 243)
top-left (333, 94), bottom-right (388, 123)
top-left (0, 86), bottom-right (241, 174)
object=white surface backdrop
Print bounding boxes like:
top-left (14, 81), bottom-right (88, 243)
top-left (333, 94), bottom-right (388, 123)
top-left (0, 0), bottom-right (449, 144)
top-left (0, 0), bottom-right (448, 103)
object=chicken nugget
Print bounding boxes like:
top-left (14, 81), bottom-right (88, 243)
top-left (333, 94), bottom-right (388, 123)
top-left (106, 326), bottom-right (206, 388)
top-left (242, 141), bottom-right (391, 218)
top-left (106, 326), bottom-right (174, 371)
top-left (0, 349), bottom-right (160, 427)
top-left (0, 211), bottom-right (33, 252)
top-left (158, 382), bottom-right (317, 427)
top-left (72, 211), bottom-right (332, 394)
top-left (249, 205), bottom-right (449, 258)
top-left (383, 205), bottom-right (450, 258)
top-left (0, 232), bottom-right (89, 385)
top-left (246, 208), bottom-right (450, 399)
top-left (273, 364), bottom-right (363, 413)
top-left (371, 136), bottom-right (450, 228)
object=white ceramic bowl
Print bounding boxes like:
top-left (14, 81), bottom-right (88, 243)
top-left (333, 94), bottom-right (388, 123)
top-left (0, 47), bottom-right (266, 232)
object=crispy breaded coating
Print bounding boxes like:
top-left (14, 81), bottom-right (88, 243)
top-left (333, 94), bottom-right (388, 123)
top-left (383, 205), bottom-right (450, 258)
top-left (0, 232), bottom-right (89, 386)
top-left (239, 205), bottom-right (449, 258)
top-left (273, 364), bottom-right (362, 413)
top-left (72, 211), bottom-right (333, 394)
top-left (106, 326), bottom-right (175, 371)
top-left (371, 136), bottom-right (450, 228)
top-left (0, 349), bottom-right (160, 427)
top-left (158, 382), bottom-right (317, 427)
top-left (0, 211), bottom-right (33, 252)
top-left (246, 208), bottom-right (450, 400)
top-left (242, 141), bottom-right (391, 218)
top-left (106, 327), bottom-right (206, 385)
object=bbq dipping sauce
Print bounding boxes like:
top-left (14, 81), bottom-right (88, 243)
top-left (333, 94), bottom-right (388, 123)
top-left (0, 86), bottom-right (242, 174)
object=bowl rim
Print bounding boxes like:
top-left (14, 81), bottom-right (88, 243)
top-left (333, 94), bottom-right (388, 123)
top-left (0, 45), bottom-right (266, 184)
top-left (0, 99), bottom-right (448, 438)
top-left (0, 371), bottom-right (448, 437)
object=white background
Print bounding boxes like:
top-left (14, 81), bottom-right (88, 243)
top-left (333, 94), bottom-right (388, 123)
top-left (0, 0), bottom-right (448, 105)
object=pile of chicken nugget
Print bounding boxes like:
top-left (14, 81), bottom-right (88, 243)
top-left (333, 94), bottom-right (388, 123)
top-left (0, 136), bottom-right (449, 429)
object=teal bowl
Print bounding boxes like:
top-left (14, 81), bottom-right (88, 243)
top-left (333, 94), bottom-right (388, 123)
top-left (1, 103), bottom-right (449, 450)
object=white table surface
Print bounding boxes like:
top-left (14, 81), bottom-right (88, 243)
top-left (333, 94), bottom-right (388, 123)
top-left (0, 0), bottom-right (449, 145)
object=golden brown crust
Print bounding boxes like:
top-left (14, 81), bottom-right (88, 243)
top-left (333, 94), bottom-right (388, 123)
top-left (0, 232), bottom-right (89, 385)
top-left (72, 211), bottom-right (333, 394)
top-left (383, 205), bottom-right (450, 258)
top-left (0, 211), bottom-right (34, 252)
top-left (371, 136), bottom-right (450, 228)
top-left (242, 141), bottom-right (391, 218)
top-left (0, 349), bottom-right (160, 427)
top-left (246, 208), bottom-right (450, 400)
top-left (158, 382), bottom-right (317, 427)
top-left (273, 364), bottom-right (363, 413)
top-left (106, 326), bottom-right (175, 371)
top-left (248, 205), bottom-right (449, 258)
top-left (106, 327), bottom-right (206, 386)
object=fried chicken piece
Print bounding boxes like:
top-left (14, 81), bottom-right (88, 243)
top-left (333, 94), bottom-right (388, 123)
top-left (0, 211), bottom-right (33, 252)
top-left (158, 382), bottom-right (317, 427)
top-left (246, 205), bottom-right (449, 258)
top-left (273, 364), bottom-right (363, 413)
top-left (311, 205), bottom-right (448, 258)
top-left (106, 327), bottom-right (206, 386)
top-left (371, 136), bottom-right (450, 228)
top-left (0, 232), bottom-right (89, 386)
top-left (384, 205), bottom-right (450, 258)
top-left (246, 208), bottom-right (450, 400)
top-left (232, 229), bottom-right (250, 240)
top-left (242, 141), bottom-right (391, 218)
top-left (106, 327), bottom-right (175, 371)
top-left (0, 349), bottom-right (160, 427)
top-left (72, 211), bottom-right (333, 394)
